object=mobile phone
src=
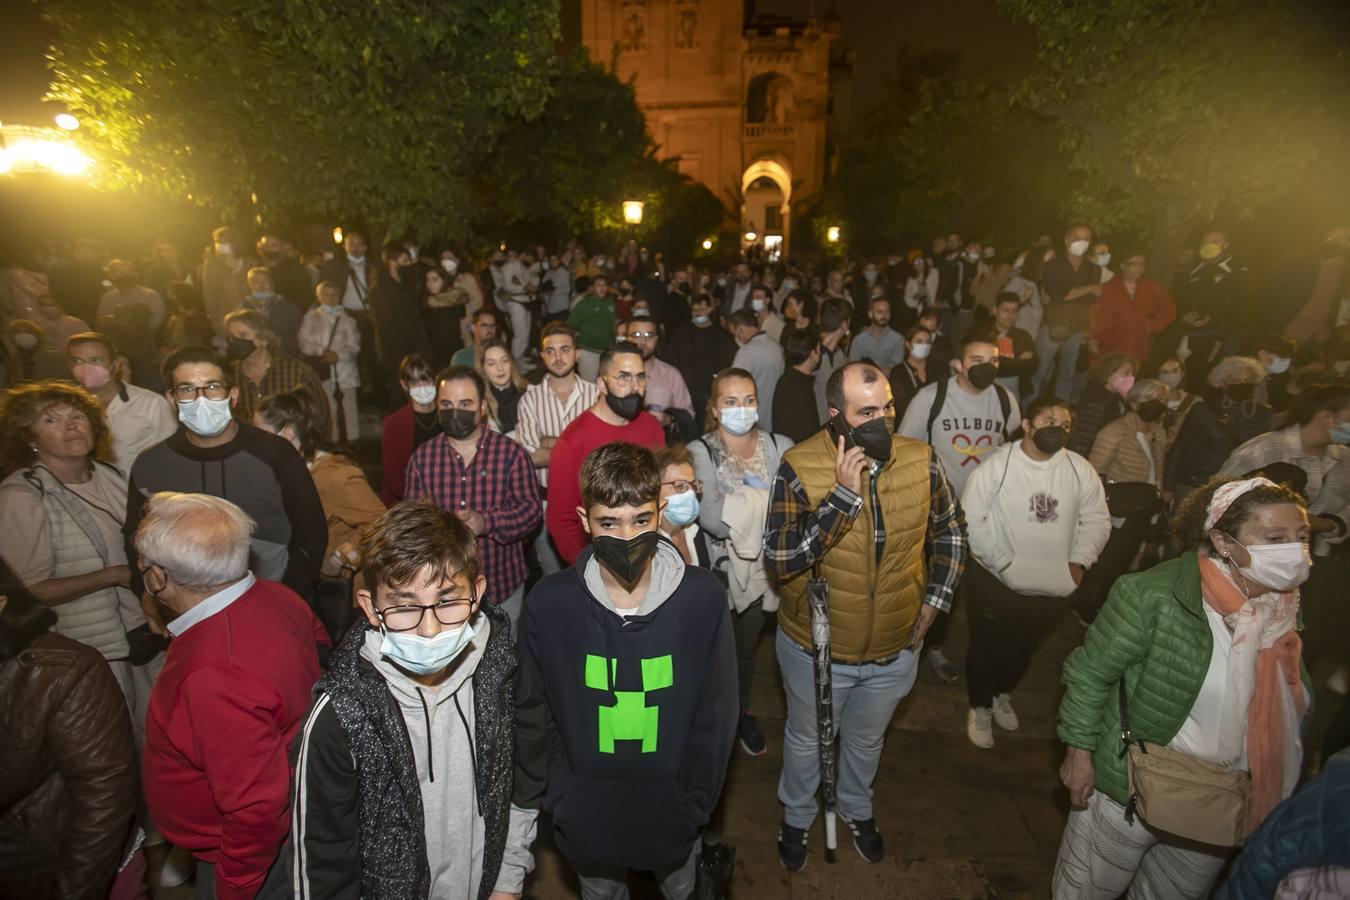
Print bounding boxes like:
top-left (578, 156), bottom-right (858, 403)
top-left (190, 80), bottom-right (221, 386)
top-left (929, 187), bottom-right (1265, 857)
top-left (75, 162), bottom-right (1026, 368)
top-left (826, 413), bottom-right (856, 451)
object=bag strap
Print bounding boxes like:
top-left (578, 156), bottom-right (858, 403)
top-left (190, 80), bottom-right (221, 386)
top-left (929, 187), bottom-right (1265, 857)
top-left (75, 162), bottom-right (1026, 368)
top-left (926, 377), bottom-right (949, 443)
top-left (1117, 680), bottom-right (1133, 753)
top-left (1117, 679), bottom-right (1145, 825)
top-left (995, 383), bottom-right (1012, 441)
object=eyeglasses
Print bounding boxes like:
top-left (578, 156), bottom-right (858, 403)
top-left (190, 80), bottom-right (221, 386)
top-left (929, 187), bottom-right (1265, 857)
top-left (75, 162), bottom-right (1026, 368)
top-left (609, 371), bottom-right (647, 387)
top-left (662, 478), bottom-right (702, 495)
top-left (628, 330), bottom-right (658, 340)
top-left (376, 598), bottom-right (475, 632)
top-left (172, 382), bottom-right (230, 402)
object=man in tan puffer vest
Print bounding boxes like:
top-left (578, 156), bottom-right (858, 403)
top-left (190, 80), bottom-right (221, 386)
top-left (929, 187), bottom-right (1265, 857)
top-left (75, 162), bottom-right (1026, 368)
top-left (764, 361), bottom-right (967, 871)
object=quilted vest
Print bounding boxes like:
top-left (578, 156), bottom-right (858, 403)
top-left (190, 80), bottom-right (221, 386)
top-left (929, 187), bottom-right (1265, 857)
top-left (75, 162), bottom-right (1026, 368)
top-left (777, 430), bottom-right (931, 662)
top-left (12, 467), bottom-right (130, 661)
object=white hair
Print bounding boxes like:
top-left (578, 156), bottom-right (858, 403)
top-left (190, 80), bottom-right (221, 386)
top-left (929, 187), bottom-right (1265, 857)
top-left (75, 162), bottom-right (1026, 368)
top-left (1127, 378), bottom-right (1167, 405)
top-left (134, 492), bottom-right (255, 591)
top-left (1207, 355), bottom-right (1266, 388)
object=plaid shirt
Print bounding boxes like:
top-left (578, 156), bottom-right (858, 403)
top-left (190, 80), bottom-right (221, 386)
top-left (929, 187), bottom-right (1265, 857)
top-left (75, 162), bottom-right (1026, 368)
top-left (405, 429), bottom-right (543, 603)
top-left (763, 453), bottom-right (967, 612)
top-left (232, 352), bottom-right (331, 433)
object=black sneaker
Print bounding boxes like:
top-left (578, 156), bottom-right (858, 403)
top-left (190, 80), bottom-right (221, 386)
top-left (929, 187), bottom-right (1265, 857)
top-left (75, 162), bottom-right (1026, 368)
top-left (737, 713), bottom-right (768, 757)
top-left (842, 816), bottom-right (884, 863)
top-left (777, 821), bottom-right (808, 872)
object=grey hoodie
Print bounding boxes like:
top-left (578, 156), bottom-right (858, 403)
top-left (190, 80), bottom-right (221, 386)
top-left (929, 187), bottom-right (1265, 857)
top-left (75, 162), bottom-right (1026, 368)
top-left (360, 616), bottom-right (537, 897)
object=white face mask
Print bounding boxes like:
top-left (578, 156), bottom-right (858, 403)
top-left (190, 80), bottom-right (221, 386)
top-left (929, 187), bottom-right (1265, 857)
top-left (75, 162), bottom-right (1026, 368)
top-left (719, 406), bottom-right (759, 435)
top-left (750, 298), bottom-right (765, 312)
top-left (1227, 538), bottom-right (1312, 593)
top-left (1265, 356), bottom-right (1291, 375)
top-left (441, 258), bottom-right (459, 276)
top-left (1094, 253), bottom-right (1112, 267)
top-left (178, 396), bottom-right (234, 437)
top-left (1158, 371), bottom-right (1183, 389)
top-left (380, 620), bottom-right (474, 675)
top-left (215, 242), bottom-right (234, 257)
top-left (1068, 239), bottom-right (1090, 257)
top-left (910, 342), bottom-right (932, 360)
top-left (409, 385), bottom-right (437, 406)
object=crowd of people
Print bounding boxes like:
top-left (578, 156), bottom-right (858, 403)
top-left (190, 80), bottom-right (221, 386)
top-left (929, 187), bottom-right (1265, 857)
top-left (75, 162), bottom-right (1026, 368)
top-left (0, 220), bottom-right (1348, 900)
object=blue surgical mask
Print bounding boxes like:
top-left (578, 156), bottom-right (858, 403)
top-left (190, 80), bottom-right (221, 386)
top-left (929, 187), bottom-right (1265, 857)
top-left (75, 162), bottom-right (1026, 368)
top-left (692, 314), bottom-right (711, 327)
top-left (379, 619), bottom-right (475, 676)
top-left (1331, 422), bottom-right (1350, 446)
top-left (664, 490), bottom-right (700, 527)
top-left (719, 406), bottom-right (759, 435)
top-left (177, 396), bottom-right (234, 437)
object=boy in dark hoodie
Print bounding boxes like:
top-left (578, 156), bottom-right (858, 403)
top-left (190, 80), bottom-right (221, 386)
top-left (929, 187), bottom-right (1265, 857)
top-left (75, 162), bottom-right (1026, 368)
top-left (520, 441), bottom-right (737, 897)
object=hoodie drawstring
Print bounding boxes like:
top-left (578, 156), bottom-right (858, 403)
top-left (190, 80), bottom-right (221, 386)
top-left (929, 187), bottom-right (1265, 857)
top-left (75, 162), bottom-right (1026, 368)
top-left (452, 688), bottom-right (483, 817)
top-left (416, 688), bottom-right (435, 783)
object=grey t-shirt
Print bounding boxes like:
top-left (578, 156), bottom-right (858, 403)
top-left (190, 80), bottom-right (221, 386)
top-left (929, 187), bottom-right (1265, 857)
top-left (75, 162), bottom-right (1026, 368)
top-left (898, 376), bottom-right (1020, 497)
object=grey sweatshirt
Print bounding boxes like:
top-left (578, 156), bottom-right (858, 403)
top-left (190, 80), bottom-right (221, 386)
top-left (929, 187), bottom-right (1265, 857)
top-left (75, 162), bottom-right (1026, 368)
top-left (361, 618), bottom-right (537, 897)
top-left (898, 375), bottom-right (1021, 497)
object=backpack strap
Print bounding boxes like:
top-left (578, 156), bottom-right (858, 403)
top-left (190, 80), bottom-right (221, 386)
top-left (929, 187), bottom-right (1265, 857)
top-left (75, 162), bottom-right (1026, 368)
top-left (995, 383), bottom-right (1013, 441)
top-left (925, 377), bottom-right (949, 444)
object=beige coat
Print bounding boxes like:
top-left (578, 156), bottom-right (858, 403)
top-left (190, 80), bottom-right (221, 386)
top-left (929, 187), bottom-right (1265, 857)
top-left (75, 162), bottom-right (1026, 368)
top-left (1089, 412), bottom-right (1166, 486)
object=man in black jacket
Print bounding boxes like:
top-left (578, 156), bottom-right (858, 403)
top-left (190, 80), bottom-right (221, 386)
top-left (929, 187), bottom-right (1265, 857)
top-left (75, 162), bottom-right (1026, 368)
top-left (261, 501), bottom-right (547, 900)
top-left (663, 293), bottom-right (737, 423)
top-left (521, 442), bottom-right (737, 896)
top-left (124, 346), bottom-right (326, 607)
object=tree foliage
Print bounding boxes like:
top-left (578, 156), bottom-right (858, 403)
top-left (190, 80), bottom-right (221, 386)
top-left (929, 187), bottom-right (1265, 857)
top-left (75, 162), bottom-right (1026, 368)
top-left (1000, 0), bottom-right (1350, 240)
top-left (44, 0), bottom-right (560, 238)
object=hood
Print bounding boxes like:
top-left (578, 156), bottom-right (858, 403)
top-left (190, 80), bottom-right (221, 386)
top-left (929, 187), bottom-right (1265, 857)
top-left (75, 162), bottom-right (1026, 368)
top-left (579, 535), bottom-right (687, 628)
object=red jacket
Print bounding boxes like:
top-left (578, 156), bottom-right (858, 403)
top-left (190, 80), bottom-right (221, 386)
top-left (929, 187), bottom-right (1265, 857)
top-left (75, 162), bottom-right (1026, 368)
top-left (380, 403), bottom-right (415, 505)
top-left (545, 409), bottom-right (666, 564)
top-left (1089, 276), bottom-right (1176, 362)
top-left (143, 578), bottom-right (327, 900)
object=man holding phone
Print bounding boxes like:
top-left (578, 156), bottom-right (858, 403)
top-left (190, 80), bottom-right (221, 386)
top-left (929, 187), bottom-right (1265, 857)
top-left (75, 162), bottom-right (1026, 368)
top-left (763, 361), bottom-right (967, 872)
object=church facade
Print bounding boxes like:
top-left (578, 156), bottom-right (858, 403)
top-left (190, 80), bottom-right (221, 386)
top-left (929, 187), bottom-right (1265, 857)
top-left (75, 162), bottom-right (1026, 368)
top-left (575, 0), bottom-right (842, 258)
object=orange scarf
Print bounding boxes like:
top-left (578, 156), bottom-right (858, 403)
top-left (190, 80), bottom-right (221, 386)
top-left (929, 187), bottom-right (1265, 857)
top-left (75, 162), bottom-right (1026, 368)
top-left (1197, 555), bottom-right (1306, 832)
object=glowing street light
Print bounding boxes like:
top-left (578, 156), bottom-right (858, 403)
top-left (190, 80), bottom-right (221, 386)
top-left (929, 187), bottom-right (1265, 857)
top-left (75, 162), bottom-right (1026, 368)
top-left (826, 225), bottom-right (841, 243)
top-left (701, 238), bottom-right (714, 250)
top-left (0, 138), bottom-right (90, 176)
top-left (622, 199), bottom-right (644, 225)
top-left (331, 226), bottom-right (344, 245)
top-left (54, 113), bottom-right (80, 131)
top-left (744, 230), bottom-right (758, 242)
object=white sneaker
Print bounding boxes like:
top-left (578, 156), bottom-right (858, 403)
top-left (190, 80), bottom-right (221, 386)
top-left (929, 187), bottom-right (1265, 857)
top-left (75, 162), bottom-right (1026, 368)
top-left (1328, 665), bottom-right (1349, 696)
top-left (992, 693), bottom-right (1020, 731)
top-left (967, 707), bottom-right (994, 749)
top-left (159, 844), bottom-right (194, 888)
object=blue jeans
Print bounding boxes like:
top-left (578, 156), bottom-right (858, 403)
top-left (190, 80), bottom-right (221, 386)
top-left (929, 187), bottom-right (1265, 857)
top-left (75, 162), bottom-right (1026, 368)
top-left (1035, 326), bottom-right (1085, 402)
top-left (775, 629), bottom-right (920, 829)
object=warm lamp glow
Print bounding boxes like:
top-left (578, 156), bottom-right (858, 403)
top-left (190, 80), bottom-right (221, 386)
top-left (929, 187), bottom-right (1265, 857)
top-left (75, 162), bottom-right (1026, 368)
top-left (744, 231), bottom-right (758, 242)
top-left (332, 226), bottom-right (344, 245)
top-left (622, 199), bottom-right (645, 225)
top-left (0, 138), bottom-right (89, 176)
top-left (701, 238), bottom-right (714, 250)
top-left (54, 113), bottom-right (80, 131)
top-left (826, 225), bottom-right (841, 243)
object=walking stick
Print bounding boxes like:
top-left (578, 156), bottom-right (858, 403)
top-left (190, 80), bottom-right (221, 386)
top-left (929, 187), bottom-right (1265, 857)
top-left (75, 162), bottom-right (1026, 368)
top-left (806, 564), bottom-right (839, 862)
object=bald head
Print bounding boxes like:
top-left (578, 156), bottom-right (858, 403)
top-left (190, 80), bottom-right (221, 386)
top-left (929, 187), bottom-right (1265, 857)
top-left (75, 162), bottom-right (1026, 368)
top-left (826, 362), bottom-right (895, 426)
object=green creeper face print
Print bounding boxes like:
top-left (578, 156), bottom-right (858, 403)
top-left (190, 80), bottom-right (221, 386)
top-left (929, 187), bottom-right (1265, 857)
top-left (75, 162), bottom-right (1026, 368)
top-left (584, 654), bottom-right (674, 753)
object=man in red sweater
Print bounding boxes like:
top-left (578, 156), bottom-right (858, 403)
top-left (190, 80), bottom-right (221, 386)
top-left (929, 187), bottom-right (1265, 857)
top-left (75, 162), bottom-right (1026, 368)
top-left (136, 492), bottom-right (328, 900)
top-left (546, 340), bottom-right (665, 564)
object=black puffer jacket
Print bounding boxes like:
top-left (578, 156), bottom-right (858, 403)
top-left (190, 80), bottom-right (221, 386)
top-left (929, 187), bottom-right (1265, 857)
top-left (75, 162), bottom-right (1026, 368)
top-left (260, 605), bottom-right (546, 900)
top-left (0, 605), bottom-right (136, 900)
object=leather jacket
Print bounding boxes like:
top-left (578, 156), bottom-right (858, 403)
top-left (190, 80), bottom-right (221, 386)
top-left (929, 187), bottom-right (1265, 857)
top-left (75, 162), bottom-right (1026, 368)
top-left (0, 629), bottom-right (136, 899)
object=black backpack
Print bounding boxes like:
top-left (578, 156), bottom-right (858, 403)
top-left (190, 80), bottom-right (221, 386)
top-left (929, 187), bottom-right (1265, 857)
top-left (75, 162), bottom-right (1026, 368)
top-left (924, 377), bottom-right (1013, 443)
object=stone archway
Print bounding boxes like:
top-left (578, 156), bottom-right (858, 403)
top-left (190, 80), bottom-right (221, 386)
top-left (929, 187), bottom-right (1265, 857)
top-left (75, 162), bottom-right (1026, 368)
top-left (741, 158), bottom-right (792, 260)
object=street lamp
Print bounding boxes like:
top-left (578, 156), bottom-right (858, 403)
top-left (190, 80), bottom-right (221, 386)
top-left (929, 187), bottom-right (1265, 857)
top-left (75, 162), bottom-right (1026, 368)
top-left (331, 226), bottom-right (344, 245)
top-left (701, 238), bottom-right (714, 250)
top-left (54, 113), bottom-right (79, 131)
top-left (744, 230), bottom-right (758, 242)
top-left (826, 225), bottom-right (841, 243)
top-left (622, 200), bottom-right (644, 225)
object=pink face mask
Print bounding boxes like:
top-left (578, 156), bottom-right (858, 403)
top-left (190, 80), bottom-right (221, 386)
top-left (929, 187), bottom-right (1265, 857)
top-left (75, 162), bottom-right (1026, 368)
top-left (1107, 372), bottom-right (1136, 396)
top-left (73, 363), bottom-right (112, 390)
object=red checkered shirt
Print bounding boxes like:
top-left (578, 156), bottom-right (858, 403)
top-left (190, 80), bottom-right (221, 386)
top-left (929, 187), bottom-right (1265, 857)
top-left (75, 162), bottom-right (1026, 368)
top-left (405, 429), bottom-right (543, 604)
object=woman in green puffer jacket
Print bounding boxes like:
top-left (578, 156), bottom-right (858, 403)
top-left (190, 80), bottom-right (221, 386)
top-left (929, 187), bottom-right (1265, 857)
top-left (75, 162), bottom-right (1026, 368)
top-left (1052, 475), bottom-right (1313, 900)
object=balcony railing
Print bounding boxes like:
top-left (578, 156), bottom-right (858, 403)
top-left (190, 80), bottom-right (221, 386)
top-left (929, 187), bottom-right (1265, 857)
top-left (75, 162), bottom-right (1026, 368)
top-left (744, 122), bottom-right (795, 140)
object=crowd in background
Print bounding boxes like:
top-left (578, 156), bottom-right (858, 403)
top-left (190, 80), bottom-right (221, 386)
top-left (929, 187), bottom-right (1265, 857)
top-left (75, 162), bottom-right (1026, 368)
top-left (1, 218), bottom-right (1349, 900)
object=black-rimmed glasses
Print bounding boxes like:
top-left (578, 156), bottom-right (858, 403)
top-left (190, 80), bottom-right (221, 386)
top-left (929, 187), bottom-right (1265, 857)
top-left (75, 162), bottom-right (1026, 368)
top-left (172, 382), bottom-right (230, 402)
top-left (376, 598), bottom-right (475, 632)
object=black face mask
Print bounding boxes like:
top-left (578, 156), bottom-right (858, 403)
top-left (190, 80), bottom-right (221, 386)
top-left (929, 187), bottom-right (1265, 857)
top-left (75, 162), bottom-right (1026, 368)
top-left (839, 415), bottom-right (895, 463)
top-left (605, 391), bottom-right (643, 421)
top-left (1136, 399), bottom-right (1166, 422)
top-left (226, 336), bottom-right (258, 360)
top-left (965, 362), bottom-right (998, 391)
top-left (593, 531), bottom-right (661, 584)
top-left (1032, 425), bottom-right (1069, 454)
top-left (438, 408), bottom-right (479, 440)
top-left (678, 283), bottom-right (692, 295)
top-left (1225, 382), bottom-right (1256, 403)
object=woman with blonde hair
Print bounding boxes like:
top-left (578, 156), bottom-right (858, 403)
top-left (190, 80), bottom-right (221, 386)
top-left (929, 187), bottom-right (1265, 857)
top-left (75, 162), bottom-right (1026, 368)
top-left (477, 337), bottom-right (526, 437)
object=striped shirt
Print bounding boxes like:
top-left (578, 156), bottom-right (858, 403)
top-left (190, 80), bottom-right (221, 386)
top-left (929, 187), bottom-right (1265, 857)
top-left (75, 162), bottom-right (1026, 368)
top-left (763, 452), bottom-right (967, 612)
top-left (405, 429), bottom-right (542, 603)
top-left (514, 375), bottom-right (599, 486)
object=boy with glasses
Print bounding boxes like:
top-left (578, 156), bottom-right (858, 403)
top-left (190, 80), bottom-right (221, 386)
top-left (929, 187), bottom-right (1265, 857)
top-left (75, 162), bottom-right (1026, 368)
top-left (522, 442), bottom-right (736, 897)
top-left (123, 345), bottom-right (327, 606)
top-left (262, 500), bottom-right (546, 900)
